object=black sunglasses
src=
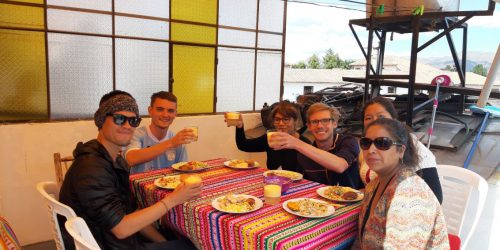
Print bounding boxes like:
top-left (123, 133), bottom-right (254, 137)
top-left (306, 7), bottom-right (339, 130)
top-left (359, 137), bottom-right (402, 151)
top-left (107, 113), bottom-right (142, 128)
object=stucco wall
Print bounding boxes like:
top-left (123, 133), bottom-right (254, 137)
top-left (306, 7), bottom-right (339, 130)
top-left (0, 113), bottom-right (266, 246)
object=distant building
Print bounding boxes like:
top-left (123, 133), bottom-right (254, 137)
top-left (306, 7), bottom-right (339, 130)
top-left (283, 56), bottom-right (493, 101)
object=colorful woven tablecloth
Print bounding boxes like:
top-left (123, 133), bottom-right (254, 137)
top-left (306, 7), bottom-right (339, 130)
top-left (129, 158), bottom-right (361, 250)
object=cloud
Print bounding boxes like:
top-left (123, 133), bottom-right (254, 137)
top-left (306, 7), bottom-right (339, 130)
top-left (285, 2), bottom-right (366, 63)
top-left (467, 9), bottom-right (500, 28)
top-left (284, 1), bottom-right (500, 64)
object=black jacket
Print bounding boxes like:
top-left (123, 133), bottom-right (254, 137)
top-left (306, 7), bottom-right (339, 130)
top-left (59, 139), bottom-right (146, 250)
top-left (235, 126), bottom-right (311, 172)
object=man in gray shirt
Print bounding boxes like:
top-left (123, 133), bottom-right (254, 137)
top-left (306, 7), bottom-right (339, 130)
top-left (125, 91), bottom-right (195, 174)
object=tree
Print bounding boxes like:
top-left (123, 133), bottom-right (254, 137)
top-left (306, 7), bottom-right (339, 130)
top-left (291, 61), bottom-right (307, 69)
top-left (472, 64), bottom-right (488, 76)
top-left (340, 59), bottom-right (354, 69)
top-left (442, 64), bottom-right (456, 72)
top-left (323, 48), bottom-right (340, 69)
top-left (307, 54), bottom-right (321, 69)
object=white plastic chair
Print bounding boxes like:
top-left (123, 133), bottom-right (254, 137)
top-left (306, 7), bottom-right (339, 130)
top-left (36, 181), bottom-right (77, 250)
top-left (65, 217), bottom-right (100, 250)
top-left (437, 164), bottom-right (488, 248)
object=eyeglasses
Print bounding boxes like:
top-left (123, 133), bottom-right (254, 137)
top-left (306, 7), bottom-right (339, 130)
top-left (106, 113), bottom-right (142, 128)
top-left (359, 137), bottom-right (402, 151)
top-left (308, 118), bottom-right (333, 126)
top-left (274, 117), bottom-right (292, 123)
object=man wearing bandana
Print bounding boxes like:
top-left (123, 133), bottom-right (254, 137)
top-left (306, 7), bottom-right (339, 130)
top-left (59, 90), bottom-right (201, 250)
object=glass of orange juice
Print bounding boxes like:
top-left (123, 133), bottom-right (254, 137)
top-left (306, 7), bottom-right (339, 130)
top-left (267, 129), bottom-right (278, 147)
top-left (181, 174), bottom-right (202, 186)
top-left (263, 184), bottom-right (281, 205)
top-left (226, 112), bottom-right (241, 126)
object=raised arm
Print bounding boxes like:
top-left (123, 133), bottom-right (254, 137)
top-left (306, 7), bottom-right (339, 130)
top-left (270, 132), bottom-right (351, 173)
top-left (234, 126), bottom-right (269, 153)
top-left (125, 129), bottom-right (194, 166)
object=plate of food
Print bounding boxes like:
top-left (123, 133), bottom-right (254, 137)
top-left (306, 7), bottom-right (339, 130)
top-left (282, 198), bottom-right (335, 218)
top-left (172, 161), bottom-right (211, 172)
top-left (212, 194), bottom-right (263, 214)
top-left (154, 175), bottom-right (181, 189)
top-left (224, 159), bottom-right (260, 169)
top-left (263, 170), bottom-right (303, 182)
top-left (317, 186), bottom-right (364, 202)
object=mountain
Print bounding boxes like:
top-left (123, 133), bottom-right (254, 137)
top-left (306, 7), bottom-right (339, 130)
top-left (420, 51), bottom-right (494, 72)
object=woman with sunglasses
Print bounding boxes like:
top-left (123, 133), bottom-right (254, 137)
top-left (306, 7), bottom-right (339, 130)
top-left (224, 101), bottom-right (310, 172)
top-left (355, 118), bottom-right (449, 249)
top-left (360, 96), bottom-right (443, 203)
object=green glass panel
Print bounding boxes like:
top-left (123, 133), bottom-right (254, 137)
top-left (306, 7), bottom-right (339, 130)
top-left (0, 29), bottom-right (47, 120)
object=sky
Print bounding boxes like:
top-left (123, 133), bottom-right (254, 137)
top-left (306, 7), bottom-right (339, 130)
top-left (284, 0), bottom-right (500, 64)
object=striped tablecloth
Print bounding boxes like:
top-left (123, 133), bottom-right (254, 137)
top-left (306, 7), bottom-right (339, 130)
top-left (129, 158), bottom-right (361, 250)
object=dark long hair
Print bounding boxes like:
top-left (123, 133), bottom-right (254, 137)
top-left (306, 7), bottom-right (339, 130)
top-left (364, 118), bottom-right (419, 170)
top-left (363, 96), bottom-right (398, 121)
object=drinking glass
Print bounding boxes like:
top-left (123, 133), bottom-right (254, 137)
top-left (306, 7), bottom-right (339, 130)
top-left (267, 129), bottom-right (278, 147)
top-left (185, 126), bottom-right (198, 142)
top-left (264, 184), bottom-right (281, 205)
top-left (226, 112), bottom-right (241, 126)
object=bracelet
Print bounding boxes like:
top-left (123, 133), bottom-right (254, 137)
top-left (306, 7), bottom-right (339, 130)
top-left (159, 200), bottom-right (169, 212)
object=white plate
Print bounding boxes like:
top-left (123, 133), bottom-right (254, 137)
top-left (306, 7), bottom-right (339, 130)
top-left (212, 194), bottom-right (263, 214)
top-left (224, 160), bottom-right (260, 170)
top-left (282, 198), bottom-right (335, 218)
top-left (263, 170), bottom-right (303, 181)
top-left (172, 161), bottom-right (210, 172)
top-left (154, 175), bottom-right (181, 189)
top-left (316, 186), bottom-right (364, 202)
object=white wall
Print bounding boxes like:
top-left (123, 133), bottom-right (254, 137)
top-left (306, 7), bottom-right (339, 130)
top-left (283, 82), bottom-right (332, 101)
top-left (0, 113), bottom-right (265, 246)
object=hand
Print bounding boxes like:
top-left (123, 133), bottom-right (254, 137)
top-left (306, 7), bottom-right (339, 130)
top-left (224, 113), bottom-right (243, 128)
top-left (166, 181), bottom-right (203, 206)
top-left (170, 129), bottom-right (196, 146)
top-left (268, 132), bottom-right (299, 150)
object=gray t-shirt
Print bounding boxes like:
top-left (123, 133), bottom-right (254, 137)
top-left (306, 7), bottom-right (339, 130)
top-left (125, 126), bottom-right (187, 174)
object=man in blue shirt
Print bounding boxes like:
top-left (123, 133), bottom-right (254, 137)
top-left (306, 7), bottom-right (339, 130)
top-left (125, 91), bottom-right (196, 174)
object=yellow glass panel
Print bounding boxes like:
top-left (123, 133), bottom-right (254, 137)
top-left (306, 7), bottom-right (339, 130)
top-left (12, 0), bottom-right (44, 3)
top-left (0, 29), bottom-right (47, 120)
top-left (171, 0), bottom-right (217, 24)
top-left (171, 23), bottom-right (216, 44)
top-left (0, 3), bottom-right (44, 29)
top-left (173, 45), bottom-right (214, 114)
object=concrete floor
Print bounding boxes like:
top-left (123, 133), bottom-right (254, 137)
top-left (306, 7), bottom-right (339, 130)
top-left (432, 119), bottom-right (500, 249)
